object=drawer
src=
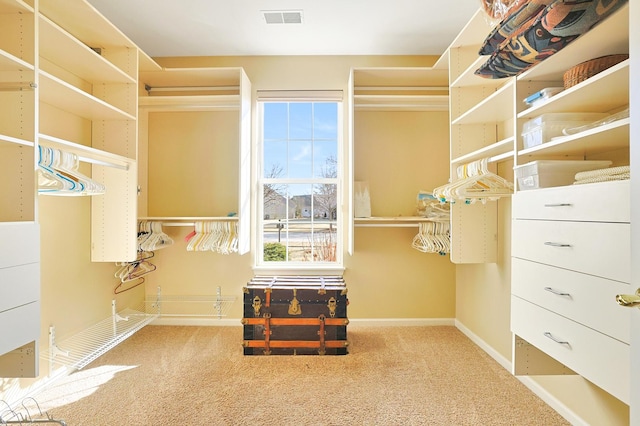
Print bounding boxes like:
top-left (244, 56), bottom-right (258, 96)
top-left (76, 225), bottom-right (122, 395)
top-left (511, 296), bottom-right (629, 404)
top-left (512, 258), bottom-right (630, 343)
top-left (513, 180), bottom-right (629, 222)
top-left (0, 263), bottom-right (40, 314)
top-left (0, 301), bottom-right (40, 357)
top-left (512, 220), bottom-right (630, 283)
top-left (0, 222), bottom-right (40, 269)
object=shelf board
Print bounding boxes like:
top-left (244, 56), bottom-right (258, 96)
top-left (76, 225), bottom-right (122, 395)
top-left (0, 133), bottom-right (34, 147)
top-left (450, 55), bottom-right (507, 89)
top-left (140, 67), bottom-right (243, 89)
top-left (452, 136), bottom-right (515, 166)
top-left (138, 95), bottom-right (240, 111)
top-left (518, 60), bottom-right (629, 118)
top-left (517, 3), bottom-right (629, 82)
top-left (352, 67), bottom-right (449, 88)
top-left (518, 117), bottom-right (629, 157)
top-left (353, 94), bottom-right (449, 111)
top-left (39, 71), bottom-right (135, 121)
top-left (39, 15), bottom-right (136, 85)
top-left (39, 0), bottom-right (138, 50)
top-left (39, 133), bottom-right (133, 168)
top-left (452, 80), bottom-right (515, 125)
top-left (0, 49), bottom-right (34, 72)
top-left (139, 216), bottom-right (239, 227)
top-left (447, 8), bottom-right (492, 50)
top-left (0, 0), bottom-right (33, 14)
top-left (354, 216), bottom-right (447, 228)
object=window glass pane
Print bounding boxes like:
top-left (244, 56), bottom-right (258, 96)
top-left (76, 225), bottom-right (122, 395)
top-left (263, 141), bottom-right (287, 178)
top-left (289, 103), bottom-right (312, 139)
top-left (288, 141), bottom-right (312, 178)
top-left (313, 103), bottom-right (338, 139)
top-left (313, 141), bottom-right (337, 178)
top-left (263, 103), bottom-right (288, 140)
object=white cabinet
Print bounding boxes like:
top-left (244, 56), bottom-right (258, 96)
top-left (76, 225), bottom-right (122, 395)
top-left (138, 67), bottom-right (252, 254)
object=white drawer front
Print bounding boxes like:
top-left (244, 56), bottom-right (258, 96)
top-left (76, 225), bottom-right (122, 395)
top-left (511, 296), bottom-right (629, 404)
top-left (512, 258), bottom-right (630, 343)
top-left (0, 222), bottom-right (40, 269)
top-left (513, 180), bottom-right (629, 222)
top-left (512, 220), bottom-right (630, 283)
top-left (0, 263), bottom-right (40, 314)
top-left (0, 301), bottom-right (40, 357)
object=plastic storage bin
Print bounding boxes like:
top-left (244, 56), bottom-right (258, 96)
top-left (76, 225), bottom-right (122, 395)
top-left (521, 112), bottom-right (608, 149)
top-left (514, 160), bottom-right (612, 190)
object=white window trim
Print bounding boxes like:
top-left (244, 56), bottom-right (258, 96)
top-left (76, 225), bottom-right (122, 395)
top-left (254, 92), bottom-right (344, 273)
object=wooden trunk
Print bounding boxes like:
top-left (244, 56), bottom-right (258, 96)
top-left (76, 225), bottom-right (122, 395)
top-left (242, 276), bottom-right (348, 355)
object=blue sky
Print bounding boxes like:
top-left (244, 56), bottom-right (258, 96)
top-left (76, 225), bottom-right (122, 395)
top-left (263, 102), bottom-right (338, 180)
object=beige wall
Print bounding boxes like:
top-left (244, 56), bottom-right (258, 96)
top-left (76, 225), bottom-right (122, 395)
top-left (142, 55), bottom-right (456, 320)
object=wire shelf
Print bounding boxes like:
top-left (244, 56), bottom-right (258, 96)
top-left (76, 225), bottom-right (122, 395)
top-left (41, 302), bottom-right (158, 371)
top-left (145, 287), bottom-right (236, 318)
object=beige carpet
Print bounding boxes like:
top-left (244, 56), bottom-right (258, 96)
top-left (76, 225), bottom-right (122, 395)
top-left (30, 325), bottom-right (568, 425)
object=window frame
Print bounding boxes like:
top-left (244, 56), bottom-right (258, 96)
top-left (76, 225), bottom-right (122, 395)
top-left (255, 91), bottom-right (344, 272)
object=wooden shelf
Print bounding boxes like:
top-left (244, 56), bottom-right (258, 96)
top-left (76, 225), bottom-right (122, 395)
top-left (39, 15), bottom-right (136, 85)
top-left (450, 55), bottom-right (507, 89)
top-left (39, 71), bottom-right (135, 121)
top-left (0, 0), bottom-right (33, 14)
top-left (519, 117), bottom-right (629, 158)
top-left (0, 49), bottom-right (34, 72)
top-left (452, 80), bottom-right (515, 125)
top-left (355, 216), bottom-right (447, 228)
top-left (452, 136), bottom-right (515, 166)
top-left (353, 94), bottom-right (448, 111)
top-left (140, 67), bottom-right (243, 89)
top-left (138, 95), bottom-right (240, 111)
top-left (518, 60), bottom-right (629, 118)
top-left (517, 3), bottom-right (629, 82)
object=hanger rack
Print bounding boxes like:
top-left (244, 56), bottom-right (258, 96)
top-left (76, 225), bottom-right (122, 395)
top-left (39, 134), bottom-right (130, 171)
top-left (433, 157), bottom-right (513, 204)
top-left (0, 398), bottom-right (66, 425)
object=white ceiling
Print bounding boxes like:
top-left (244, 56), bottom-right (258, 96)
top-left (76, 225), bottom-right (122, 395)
top-left (86, 0), bottom-right (480, 58)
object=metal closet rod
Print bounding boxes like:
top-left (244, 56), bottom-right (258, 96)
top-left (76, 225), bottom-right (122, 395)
top-left (0, 82), bottom-right (36, 91)
top-left (144, 84), bottom-right (239, 93)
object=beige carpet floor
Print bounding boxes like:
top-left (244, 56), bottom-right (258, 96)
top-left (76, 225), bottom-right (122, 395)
top-left (29, 325), bottom-right (569, 425)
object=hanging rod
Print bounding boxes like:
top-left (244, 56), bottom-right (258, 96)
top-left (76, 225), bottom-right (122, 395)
top-left (0, 82), bottom-right (36, 92)
top-left (354, 86), bottom-right (448, 91)
top-left (144, 84), bottom-right (239, 93)
top-left (39, 136), bottom-right (131, 171)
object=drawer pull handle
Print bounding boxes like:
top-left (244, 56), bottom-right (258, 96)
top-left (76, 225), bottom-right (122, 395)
top-left (544, 287), bottom-right (571, 297)
top-left (544, 242), bottom-right (572, 248)
top-left (544, 332), bottom-right (570, 346)
top-left (544, 203), bottom-right (572, 207)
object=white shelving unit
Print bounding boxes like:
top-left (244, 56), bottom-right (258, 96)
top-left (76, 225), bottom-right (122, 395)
top-left (347, 67), bottom-right (450, 252)
top-left (446, 9), bottom-right (512, 264)
top-left (0, 0), bottom-right (39, 378)
top-left (38, 0), bottom-right (140, 262)
top-left (138, 67), bottom-right (252, 255)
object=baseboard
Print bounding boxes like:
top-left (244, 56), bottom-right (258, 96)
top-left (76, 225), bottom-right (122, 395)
top-left (150, 317), bottom-right (455, 327)
top-left (348, 318), bottom-right (455, 326)
top-left (454, 320), bottom-right (582, 426)
top-left (454, 319), bottom-right (511, 371)
top-left (150, 317), bottom-right (241, 326)
top-left (516, 376), bottom-right (587, 426)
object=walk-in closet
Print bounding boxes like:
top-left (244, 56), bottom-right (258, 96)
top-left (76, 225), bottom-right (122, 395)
top-left (0, 0), bottom-right (638, 424)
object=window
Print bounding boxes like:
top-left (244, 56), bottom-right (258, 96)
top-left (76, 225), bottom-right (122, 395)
top-left (257, 94), bottom-right (342, 266)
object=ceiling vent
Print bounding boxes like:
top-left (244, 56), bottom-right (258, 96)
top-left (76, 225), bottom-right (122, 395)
top-left (262, 10), bottom-right (303, 24)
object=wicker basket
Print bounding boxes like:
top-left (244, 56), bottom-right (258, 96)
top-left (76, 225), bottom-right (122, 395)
top-left (563, 54), bottom-right (629, 89)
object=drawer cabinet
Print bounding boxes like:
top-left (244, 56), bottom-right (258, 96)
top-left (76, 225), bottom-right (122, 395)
top-left (512, 257), bottom-right (630, 343)
top-left (512, 219), bottom-right (630, 283)
top-left (512, 180), bottom-right (629, 223)
top-left (512, 296), bottom-right (629, 404)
